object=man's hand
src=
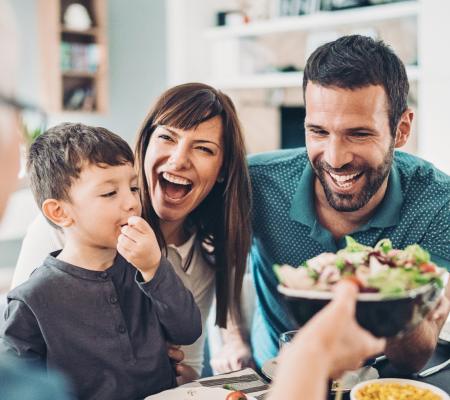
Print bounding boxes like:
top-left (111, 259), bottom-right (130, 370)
top-left (210, 338), bottom-right (255, 373)
top-left (167, 344), bottom-right (199, 385)
top-left (117, 216), bottom-right (161, 282)
top-left (385, 288), bottom-right (450, 373)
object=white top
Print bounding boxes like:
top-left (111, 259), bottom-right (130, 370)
top-left (12, 213), bottom-right (215, 376)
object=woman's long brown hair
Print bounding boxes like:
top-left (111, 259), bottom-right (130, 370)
top-left (134, 83), bottom-right (252, 328)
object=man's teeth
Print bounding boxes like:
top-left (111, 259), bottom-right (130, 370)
top-left (329, 172), bottom-right (360, 187)
top-left (162, 172), bottom-right (192, 186)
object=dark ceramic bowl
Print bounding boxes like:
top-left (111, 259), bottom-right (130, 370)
top-left (278, 272), bottom-right (448, 337)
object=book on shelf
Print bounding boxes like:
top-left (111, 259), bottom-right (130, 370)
top-left (60, 42), bottom-right (100, 73)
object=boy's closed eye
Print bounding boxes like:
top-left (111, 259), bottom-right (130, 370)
top-left (100, 190), bottom-right (116, 198)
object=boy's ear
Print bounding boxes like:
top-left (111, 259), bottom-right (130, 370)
top-left (41, 199), bottom-right (74, 228)
top-left (394, 108), bottom-right (414, 148)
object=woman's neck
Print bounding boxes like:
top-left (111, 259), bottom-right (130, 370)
top-left (160, 219), bottom-right (189, 246)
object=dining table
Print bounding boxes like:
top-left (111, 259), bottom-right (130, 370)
top-left (172, 343), bottom-right (450, 400)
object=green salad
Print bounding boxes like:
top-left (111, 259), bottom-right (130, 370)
top-left (275, 237), bottom-right (445, 296)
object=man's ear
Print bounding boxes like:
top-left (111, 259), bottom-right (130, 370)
top-left (394, 108), bottom-right (414, 148)
top-left (41, 199), bottom-right (73, 228)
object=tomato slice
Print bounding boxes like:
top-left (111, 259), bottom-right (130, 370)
top-left (419, 263), bottom-right (436, 273)
top-left (226, 390), bottom-right (247, 400)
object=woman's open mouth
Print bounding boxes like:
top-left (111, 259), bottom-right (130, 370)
top-left (159, 171), bottom-right (193, 201)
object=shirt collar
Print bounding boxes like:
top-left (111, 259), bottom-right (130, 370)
top-left (289, 160), bottom-right (403, 230)
top-left (167, 233), bottom-right (197, 275)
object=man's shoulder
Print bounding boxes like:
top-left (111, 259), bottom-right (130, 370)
top-left (248, 148), bottom-right (308, 171)
top-left (395, 152), bottom-right (450, 195)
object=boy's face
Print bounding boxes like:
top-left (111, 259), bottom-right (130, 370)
top-left (62, 162), bottom-right (141, 249)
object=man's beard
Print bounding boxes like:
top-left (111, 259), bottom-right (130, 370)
top-left (311, 144), bottom-right (394, 212)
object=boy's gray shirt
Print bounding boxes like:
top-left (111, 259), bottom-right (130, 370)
top-left (0, 252), bottom-right (202, 400)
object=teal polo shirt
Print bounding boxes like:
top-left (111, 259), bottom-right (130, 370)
top-left (248, 148), bottom-right (450, 368)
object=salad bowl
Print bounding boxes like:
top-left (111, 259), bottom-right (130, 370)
top-left (276, 238), bottom-right (448, 337)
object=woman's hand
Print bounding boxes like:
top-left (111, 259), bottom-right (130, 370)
top-left (167, 344), bottom-right (199, 385)
top-left (117, 216), bottom-right (161, 282)
top-left (210, 338), bottom-right (254, 373)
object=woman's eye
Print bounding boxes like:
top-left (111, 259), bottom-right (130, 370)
top-left (131, 186), bottom-right (140, 193)
top-left (101, 191), bottom-right (116, 198)
top-left (158, 134), bottom-right (174, 142)
top-left (197, 146), bottom-right (214, 155)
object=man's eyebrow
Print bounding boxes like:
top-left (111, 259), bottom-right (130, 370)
top-left (305, 123), bottom-right (326, 130)
top-left (345, 126), bottom-right (377, 133)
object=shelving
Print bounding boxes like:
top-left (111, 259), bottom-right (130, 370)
top-left (38, 0), bottom-right (108, 113)
top-left (210, 66), bottom-right (420, 90)
top-left (205, 1), bottom-right (418, 39)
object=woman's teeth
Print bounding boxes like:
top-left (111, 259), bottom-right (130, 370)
top-left (162, 171), bottom-right (192, 186)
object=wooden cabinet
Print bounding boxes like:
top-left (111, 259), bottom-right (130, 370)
top-left (38, 0), bottom-right (108, 113)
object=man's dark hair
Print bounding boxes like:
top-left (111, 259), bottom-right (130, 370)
top-left (303, 34), bottom-right (409, 137)
top-left (28, 123), bottom-right (134, 226)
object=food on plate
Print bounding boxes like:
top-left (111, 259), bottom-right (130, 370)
top-left (225, 390), bottom-right (247, 400)
top-left (275, 237), bottom-right (445, 296)
top-left (354, 382), bottom-right (442, 400)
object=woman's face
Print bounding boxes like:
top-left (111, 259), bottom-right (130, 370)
top-left (144, 115), bottom-right (224, 225)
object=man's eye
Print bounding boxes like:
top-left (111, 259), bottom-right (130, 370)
top-left (351, 132), bottom-right (370, 138)
top-left (101, 191), bottom-right (116, 198)
top-left (309, 130), bottom-right (328, 136)
top-left (131, 186), bottom-right (140, 193)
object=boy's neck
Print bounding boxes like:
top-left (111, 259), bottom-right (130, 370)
top-left (57, 241), bottom-right (117, 271)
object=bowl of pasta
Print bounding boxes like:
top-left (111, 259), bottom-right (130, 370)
top-left (350, 378), bottom-right (449, 400)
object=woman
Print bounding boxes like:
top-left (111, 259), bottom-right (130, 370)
top-left (12, 82), bottom-right (252, 380)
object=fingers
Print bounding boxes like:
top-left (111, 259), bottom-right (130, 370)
top-left (168, 347), bottom-right (184, 363)
top-left (127, 215), bottom-right (152, 234)
top-left (328, 280), bottom-right (359, 317)
top-left (120, 224), bottom-right (145, 244)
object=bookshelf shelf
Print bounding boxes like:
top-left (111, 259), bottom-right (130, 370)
top-left (204, 1), bottom-right (418, 39)
top-left (208, 66), bottom-right (420, 90)
top-left (38, 0), bottom-right (108, 113)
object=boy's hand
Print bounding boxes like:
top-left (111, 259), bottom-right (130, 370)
top-left (117, 216), bottom-right (161, 282)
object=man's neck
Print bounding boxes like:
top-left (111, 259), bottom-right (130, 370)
top-left (57, 240), bottom-right (117, 271)
top-left (314, 177), bottom-right (389, 240)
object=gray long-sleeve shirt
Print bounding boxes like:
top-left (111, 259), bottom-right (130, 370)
top-left (0, 252), bottom-right (202, 400)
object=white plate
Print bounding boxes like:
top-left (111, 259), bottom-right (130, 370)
top-left (145, 387), bottom-right (256, 400)
top-left (350, 378), bottom-right (450, 400)
top-left (262, 357), bottom-right (379, 392)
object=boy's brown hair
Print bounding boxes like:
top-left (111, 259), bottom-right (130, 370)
top-left (28, 123), bottom-right (134, 227)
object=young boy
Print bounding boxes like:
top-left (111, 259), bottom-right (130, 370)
top-left (0, 123), bottom-right (202, 400)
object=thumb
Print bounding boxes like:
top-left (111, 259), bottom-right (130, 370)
top-left (330, 280), bottom-right (359, 315)
top-left (127, 215), bottom-right (152, 234)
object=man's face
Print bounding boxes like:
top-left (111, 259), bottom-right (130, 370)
top-left (305, 83), bottom-right (395, 212)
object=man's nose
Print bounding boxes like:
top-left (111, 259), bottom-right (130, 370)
top-left (323, 136), bottom-right (353, 169)
top-left (167, 144), bottom-right (191, 170)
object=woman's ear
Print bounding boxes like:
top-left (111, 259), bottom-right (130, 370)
top-left (394, 108), bottom-right (414, 148)
top-left (41, 199), bottom-right (73, 228)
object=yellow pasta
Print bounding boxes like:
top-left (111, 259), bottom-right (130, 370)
top-left (355, 382), bottom-right (442, 400)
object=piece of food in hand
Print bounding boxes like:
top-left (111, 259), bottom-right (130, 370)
top-left (225, 390), bottom-right (247, 400)
top-left (274, 237), bottom-right (446, 296)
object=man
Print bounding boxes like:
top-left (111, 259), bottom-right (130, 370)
top-left (248, 35), bottom-right (450, 372)
top-left (0, 1), bottom-right (70, 398)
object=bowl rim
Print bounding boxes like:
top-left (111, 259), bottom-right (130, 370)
top-left (349, 378), bottom-right (450, 400)
top-left (277, 271), bottom-right (448, 302)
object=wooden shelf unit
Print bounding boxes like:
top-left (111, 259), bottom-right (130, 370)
top-left (38, 0), bottom-right (108, 113)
